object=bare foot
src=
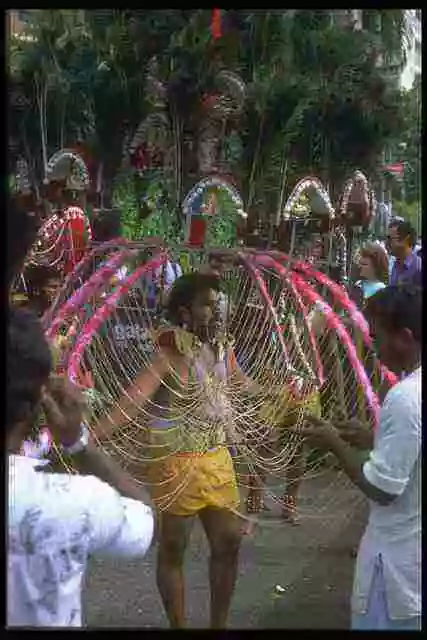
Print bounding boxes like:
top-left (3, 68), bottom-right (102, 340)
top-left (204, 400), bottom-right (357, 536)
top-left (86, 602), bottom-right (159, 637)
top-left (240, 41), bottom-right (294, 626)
top-left (239, 516), bottom-right (257, 537)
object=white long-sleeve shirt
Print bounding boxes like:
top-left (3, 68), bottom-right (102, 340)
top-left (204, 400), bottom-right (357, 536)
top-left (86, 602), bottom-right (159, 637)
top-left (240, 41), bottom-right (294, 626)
top-left (8, 455), bottom-right (154, 627)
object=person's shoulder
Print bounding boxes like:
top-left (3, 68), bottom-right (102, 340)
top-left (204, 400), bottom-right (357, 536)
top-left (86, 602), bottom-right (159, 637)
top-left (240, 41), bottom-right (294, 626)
top-left (384, 369), bottom-right (421, 402)
top-left (381, 370), bottom-right (421, 426)
top-left (42, 470), bottom-right (115, 500)
top-left (9, 463), bottom-right (116, 524)
top-left (375, 281), bottom-right (387, 290)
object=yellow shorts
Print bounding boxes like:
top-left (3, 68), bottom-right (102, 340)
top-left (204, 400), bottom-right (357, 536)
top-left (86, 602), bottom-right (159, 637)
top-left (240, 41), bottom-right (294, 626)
top-left (147, 446), bottom-right (240, 516)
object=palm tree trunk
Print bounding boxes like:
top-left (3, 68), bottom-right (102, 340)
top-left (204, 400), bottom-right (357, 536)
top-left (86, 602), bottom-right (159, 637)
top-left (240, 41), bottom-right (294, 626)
top-left (246, 112), bottom-right (265, 213)
top-left (60, 94), bottom-right (66, 149)
top-left (171, 104), bottom-right (182, 221)
top-left (198, 117), bottom-right (222, 176)
top-left (36, 78), bottom-right (48, 181)
top-left (275, 153), bottom-right (288, 226)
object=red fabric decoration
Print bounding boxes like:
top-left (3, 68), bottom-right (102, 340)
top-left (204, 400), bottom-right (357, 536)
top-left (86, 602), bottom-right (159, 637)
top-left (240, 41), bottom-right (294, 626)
top-left (202, 93), bottom-right (217, 108)
top-left (132, 145), bottom-right (149, 172)
top-left (188, 216), bottom-right (207, 247)
top-left (211, 8), bottom-right (222, 40)
top-left (63, 216), bottom-right (86, 274)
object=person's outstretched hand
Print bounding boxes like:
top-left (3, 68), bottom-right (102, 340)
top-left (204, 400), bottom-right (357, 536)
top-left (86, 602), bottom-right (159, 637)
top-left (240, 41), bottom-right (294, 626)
top-left (291, 414), bottom-right (374, 453)
top-left (335, 418), bottom-right (373, 451)
top-left (293, 414), bottom-right (340, 450)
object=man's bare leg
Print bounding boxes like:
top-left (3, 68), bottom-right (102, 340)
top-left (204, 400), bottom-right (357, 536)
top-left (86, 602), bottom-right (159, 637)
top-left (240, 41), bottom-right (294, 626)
top-left (286, 445), bottom-right (304, 501)
top-left (199, 507), bottom-right (242, 629)
top-left (156, 512), bottom-right (194, 628)
top-left (283, 444), bottom-right (304, 524)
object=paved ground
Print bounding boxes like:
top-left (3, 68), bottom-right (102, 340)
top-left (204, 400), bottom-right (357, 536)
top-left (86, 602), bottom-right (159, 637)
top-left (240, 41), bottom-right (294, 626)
top-left (83, 471), bottom-right (368, 629)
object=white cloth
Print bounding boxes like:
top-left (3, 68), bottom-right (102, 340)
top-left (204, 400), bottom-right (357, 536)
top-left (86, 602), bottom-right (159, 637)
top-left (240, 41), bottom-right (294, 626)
top-left (216, 291), bottom-right (229, 325)
top-left (388, 255), bottom-right (396, 278)
top-left (352, 367), bottom-right (421, 619)
top-left (8, 455), bottom-right (154, 628)
top-left (154, 261), bottom-right (182, 291)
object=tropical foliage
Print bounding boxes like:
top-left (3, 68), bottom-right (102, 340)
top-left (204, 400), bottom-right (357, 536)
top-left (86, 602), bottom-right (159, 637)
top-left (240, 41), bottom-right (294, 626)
top-left (382, 74), bottom-right (421, 232)
top-left (397, 75), bottom-right (421, 205)
top-left (9, 9), bottom-right (413, 242)
top-left (391, 200), bottom-right (421, 234)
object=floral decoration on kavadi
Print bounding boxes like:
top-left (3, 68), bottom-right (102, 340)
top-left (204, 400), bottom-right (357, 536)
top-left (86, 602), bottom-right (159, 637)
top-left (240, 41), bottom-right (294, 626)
top-left (182, 176), bottom-right (246, 247)
top-left (339, 170), bottom-right (375, 228)
top-left (283, 177), bottom-right (335, 220)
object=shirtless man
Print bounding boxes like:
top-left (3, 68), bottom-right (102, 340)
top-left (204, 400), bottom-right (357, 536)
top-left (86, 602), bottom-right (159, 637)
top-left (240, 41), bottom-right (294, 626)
top-left (95, 273), bottom-right (247, 629)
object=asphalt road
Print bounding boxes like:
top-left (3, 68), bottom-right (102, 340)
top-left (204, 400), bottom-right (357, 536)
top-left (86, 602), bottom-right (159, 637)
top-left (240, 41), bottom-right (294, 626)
top-left (83, 470), bottom-right (368, 629)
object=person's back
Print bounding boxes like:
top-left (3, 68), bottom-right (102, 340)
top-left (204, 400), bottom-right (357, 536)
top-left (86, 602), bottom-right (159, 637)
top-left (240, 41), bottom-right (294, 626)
top-left (8, 457), bottom-right (153, 627)
top-left (7, 308), bottom-right (154, 628)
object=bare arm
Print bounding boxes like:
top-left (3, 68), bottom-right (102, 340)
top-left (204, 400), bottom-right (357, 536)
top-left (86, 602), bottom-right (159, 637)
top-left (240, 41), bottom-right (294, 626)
top-left (227, 348), bottom-right (263, 394)
top-left (41, 380), bottom-right (154, 505)
top-left (302, 389), bottom-right (420, 506)
top-left (70, 442), bottom-right (153, 504)
top-left (326, 430), bottom-right (395, 505)
top-left (94, 347), bottom-right (186, 441)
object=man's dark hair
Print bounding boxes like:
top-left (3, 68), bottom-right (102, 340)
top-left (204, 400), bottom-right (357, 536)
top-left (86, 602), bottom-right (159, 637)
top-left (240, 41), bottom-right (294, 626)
top-left (389, 220), bottom-right (417, 248)
top-left (7, 307), bottom-right (52, 432)
top-left (7, 199), bottom-right (40, 290)
top-left (166, 273), bottom-right (220, 325)
top-left (365, 285), bottom-right (421, 343)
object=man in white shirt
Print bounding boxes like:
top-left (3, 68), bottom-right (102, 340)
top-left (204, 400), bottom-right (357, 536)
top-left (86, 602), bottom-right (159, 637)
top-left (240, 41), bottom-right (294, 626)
top-left (7, 308), bottom-right (155, 627)
top-left (298, 286), bottom-right (421, 630)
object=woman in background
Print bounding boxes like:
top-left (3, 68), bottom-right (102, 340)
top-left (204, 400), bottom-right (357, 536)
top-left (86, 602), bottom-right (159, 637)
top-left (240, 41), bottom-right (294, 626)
top-left (355, 243), bottom-right (388, 304)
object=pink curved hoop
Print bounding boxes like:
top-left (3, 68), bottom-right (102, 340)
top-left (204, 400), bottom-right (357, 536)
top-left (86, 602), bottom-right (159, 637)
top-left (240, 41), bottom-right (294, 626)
top-left (45, 249), bottom-right (134, 339)
top-left (289, 270), bottom-right (380, 426)
top-left (238, 252), bottom-right (289, 366)
top-left (67, 251), bottom-right (168, 385)
top-left (42, 238), bottom-right (130, 329)
top-left (252, 253), bottom-right (325, 387)
top-left (273, 253), bottom-right (398, 389)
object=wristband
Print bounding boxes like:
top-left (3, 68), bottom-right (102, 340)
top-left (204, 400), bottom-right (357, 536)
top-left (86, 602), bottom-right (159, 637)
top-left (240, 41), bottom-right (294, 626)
top-left (60, 422), bottom-right (90, 455)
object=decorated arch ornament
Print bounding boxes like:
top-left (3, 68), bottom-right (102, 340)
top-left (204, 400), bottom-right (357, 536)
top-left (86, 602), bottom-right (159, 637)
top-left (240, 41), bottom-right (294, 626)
top-left (45, 149), bottom-right (90, 191)
top-left (283, 177), bottom-right (335, 220)
top-left (27, 206), bottom-right (92, 275)
top-left (210, 70), bottom-right (246, 118)
top-left (182, 176), bottom-right (246, 247)
top-left (128, 112), bottom-right (171, 175)
top-left (339, 170), bottom-right (375, 228)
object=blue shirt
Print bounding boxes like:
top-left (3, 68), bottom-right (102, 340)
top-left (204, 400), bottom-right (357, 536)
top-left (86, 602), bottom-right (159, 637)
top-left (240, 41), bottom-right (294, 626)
top-left (359, 280), bottom-right (387, 300)
top-left (390, 252), bottom-right (422, 287)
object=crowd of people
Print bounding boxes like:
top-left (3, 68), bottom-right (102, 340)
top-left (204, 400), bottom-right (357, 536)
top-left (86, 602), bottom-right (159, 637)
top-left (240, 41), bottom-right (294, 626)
top-left (7, 206), bottom-right (421, 630)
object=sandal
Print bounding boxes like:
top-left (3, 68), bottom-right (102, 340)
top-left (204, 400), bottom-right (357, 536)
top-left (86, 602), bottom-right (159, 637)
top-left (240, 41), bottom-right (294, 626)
top-left (246, 489), bottom-right (265, 514)
top-left (282, 494), bottom-right (300, 525)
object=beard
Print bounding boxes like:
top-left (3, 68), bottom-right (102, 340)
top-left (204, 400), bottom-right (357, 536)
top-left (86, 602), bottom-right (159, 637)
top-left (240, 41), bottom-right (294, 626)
top-left (191, 320), bottom-right (218, 343)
